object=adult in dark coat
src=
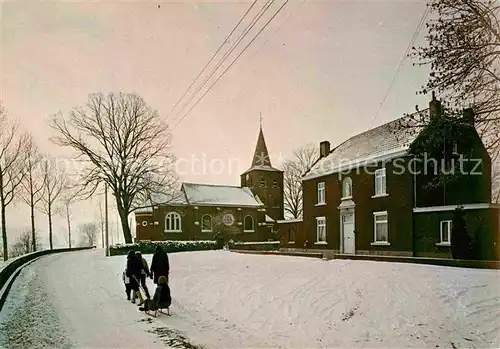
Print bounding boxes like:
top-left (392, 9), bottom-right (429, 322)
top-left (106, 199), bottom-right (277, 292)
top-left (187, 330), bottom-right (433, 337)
top-left (126, 250), bottom-right (145, 304)
top-left (150, 246), bottom-right (170, 284)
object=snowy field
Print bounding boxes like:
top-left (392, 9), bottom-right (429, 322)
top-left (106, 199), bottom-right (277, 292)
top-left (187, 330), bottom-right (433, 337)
top-left (0, 248), bottom-right (499, 348)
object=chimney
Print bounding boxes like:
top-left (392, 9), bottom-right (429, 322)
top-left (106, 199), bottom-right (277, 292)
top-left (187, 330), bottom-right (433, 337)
top-left (429, 91), bottom-right (442, 120)
top-left (320, 141), bottom-right (330, 158)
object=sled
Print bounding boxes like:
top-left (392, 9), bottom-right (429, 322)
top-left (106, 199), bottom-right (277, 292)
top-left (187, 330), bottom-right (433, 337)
top-left (144, 307), bottom-right (171, 317)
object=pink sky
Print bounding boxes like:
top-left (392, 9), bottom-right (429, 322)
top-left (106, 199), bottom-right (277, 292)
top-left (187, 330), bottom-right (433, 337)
top-left (1, 0), bottom-right (430, 247)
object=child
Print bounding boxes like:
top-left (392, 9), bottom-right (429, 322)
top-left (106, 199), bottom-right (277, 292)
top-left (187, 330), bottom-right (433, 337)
top-left (122, 269), bottom-right (132, 300)
top-left (139, 276), bottom-right (171, 312)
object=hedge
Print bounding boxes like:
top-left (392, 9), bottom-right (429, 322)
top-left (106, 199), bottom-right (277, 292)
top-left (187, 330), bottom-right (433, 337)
top-left (109, 240), bottom-right (222, 256)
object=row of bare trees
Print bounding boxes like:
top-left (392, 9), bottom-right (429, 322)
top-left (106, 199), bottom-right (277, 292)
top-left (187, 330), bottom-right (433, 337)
top-left (0, 106), bottom-right (82, 260)
top-left (1, 92), bottom-right (179, 260)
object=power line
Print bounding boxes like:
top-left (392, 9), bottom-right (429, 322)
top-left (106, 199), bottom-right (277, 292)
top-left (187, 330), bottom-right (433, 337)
top-left (169, 0), bottom-right (258, 115)
top-left (172, 0), bottom-right (290, 130)
top-left (368, 2), bottom-right (430, 128)
top-left (172, 0), bottom-right (275, 122)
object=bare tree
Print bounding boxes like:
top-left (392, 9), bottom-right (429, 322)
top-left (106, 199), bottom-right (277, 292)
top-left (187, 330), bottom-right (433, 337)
top-left (19, 134), bottom-right (45, 252)
top-left (407, 0), bottom-right (500, 153)
top-left (39, 156), bottom-right (67, 250)
top-left (10, 229), bottom-right (42, 258)
top-left (58, 179), bottom-right (85, 249)
top-left (0, 106), bottom-right (29, 260)
top-left (78, 222), bottom-right (98, 247)
top-left (282, 144), bottom-right (319, 219)
top-left (49, 92), bottom-right (178, 243)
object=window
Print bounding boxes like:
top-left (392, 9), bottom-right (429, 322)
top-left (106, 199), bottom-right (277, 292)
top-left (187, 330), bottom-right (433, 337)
top-left (201, 214), bottom-right (212, 232)
top-left (288, 228), bottom-right (295, 243)
top-left (260, 178), bottom-right (266, 187)
top-left (452, 142), bottom-right (458, 154)
top-left (374, 168), bottom-right (387, 196)
top-left (165, 212), bottom-right (181, 232)
top-left (440, 220), bottom-right (452, 244)
top-left (342, 177), bottom-right (352, 199)
top-left (373, 211), bottom-right (388, 243)
top-left (272, 180), bottom-right (278, 188)
top-left (317, 182), bottom-right (325, 204)
top-left (244, 215), bottom-right (254, 232)
top-left (316, 217), bottom-right (326, 242)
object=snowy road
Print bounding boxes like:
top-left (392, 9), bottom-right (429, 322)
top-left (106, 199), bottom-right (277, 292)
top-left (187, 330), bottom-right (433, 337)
top-left (0, 248), bottom-right (499, 348)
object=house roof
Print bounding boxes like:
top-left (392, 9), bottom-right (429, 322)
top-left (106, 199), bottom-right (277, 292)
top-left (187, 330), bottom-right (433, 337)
top-left (134, 190), bottom-right (188, 213)
top-left (181, 182), bottom-right (263, 207)
top-left (303, 111), bottom-right (426, 181)
top-left (242, 127), bottom-right (282, 175)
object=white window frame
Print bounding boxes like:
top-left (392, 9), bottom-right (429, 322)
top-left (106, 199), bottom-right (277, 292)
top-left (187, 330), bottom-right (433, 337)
top-left (316, 216), bottom-right (326, 243)
top-left (373, 168), bottom-right (387, 197)
top-left (317, 182), bottom-right (325, 205)
top-left (243, 215), bottom-right (254, 232)
top-left (341, 177), bottom-right (353, 199)
top-left (164, 212), bottom-right (182, 233)
top-left (452, 141), bottom-right (458, 155)
top-left (437, 220), bottom-right (452, 246)
top-left (371, 211), bottom-right (389, 245)
top-left (201, 214), bottom-right (212, 232)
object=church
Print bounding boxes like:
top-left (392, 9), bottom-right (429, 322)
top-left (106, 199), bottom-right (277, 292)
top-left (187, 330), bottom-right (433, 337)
top-left (133, 126), bottom-right (284, 243)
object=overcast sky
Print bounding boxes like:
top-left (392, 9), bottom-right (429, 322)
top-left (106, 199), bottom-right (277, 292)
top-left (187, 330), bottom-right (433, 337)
top-left (1, 0), bottom-right (431, 248)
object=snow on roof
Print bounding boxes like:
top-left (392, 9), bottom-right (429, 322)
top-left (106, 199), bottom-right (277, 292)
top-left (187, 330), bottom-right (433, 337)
top-left (134, 190), bottom-right (188, 213)
top-left (303, 112), bottom-right (425, 181)
top-left (265, 214), bottom-right (275, 223)
top-left (182, 183), bottom-right (262, 207)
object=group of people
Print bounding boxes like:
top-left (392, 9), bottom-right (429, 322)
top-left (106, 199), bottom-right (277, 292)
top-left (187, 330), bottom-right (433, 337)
top-left (122, 245), bottom-right (172, 312)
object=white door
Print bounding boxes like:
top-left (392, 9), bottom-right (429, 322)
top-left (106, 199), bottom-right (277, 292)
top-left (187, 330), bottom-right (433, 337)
top-left (342, 213), bottom-right (355, 254)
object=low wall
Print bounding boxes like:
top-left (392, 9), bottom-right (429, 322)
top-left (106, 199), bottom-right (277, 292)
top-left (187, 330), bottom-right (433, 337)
top-left (334, 253), bottom-right (500, 269)
top-left (228, 241), bottom-right (280, 251)
top-left (0, 246), bottom-right (95, 300)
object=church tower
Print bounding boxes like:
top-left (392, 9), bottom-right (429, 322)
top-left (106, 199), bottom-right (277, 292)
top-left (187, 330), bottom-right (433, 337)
top-left (240, 125), bottom-right (284, 221)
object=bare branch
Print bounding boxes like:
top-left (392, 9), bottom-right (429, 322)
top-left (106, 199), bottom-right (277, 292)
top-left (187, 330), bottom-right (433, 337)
top-left (281, 144), bottom-right (319, 219)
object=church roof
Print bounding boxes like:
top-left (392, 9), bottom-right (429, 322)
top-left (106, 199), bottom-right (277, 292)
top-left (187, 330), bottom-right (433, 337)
top-left (242, 127), bottom-right (282, 175)
top-left (182, 183), bottom-right (263, 207)
top-left (303, 111), bottom-right (427, 181)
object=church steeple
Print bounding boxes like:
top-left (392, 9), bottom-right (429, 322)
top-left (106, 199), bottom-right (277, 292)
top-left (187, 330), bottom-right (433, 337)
top-left (251, 126), bottom-right (272, 167)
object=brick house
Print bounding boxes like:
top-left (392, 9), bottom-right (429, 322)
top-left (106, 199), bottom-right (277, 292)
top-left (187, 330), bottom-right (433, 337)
top-left (282, 96), bottom-right (500, 260)
top-left (134, 126), bottom-right (284, 243)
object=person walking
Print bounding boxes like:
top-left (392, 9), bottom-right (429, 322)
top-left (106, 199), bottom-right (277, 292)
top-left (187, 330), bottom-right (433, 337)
top-left (150, 246), bottom-right (170, 284)
top-left (135, 251), bottom-right (151, 299)
top-left (126, 250), bottom-right (145, 305)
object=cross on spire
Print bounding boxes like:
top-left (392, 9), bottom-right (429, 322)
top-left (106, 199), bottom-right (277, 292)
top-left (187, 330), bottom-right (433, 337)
top-left (259, 112), bottom-right (263, 129)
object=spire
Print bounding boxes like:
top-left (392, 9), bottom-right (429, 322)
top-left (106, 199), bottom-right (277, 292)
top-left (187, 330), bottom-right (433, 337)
top-left (251, 126), bottom-right (272, 167)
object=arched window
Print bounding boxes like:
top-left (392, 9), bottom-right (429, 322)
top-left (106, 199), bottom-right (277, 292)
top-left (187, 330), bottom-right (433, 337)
top-left (342, 177), bottom-right (352, 199)
top-left (260, 178), bottom-right (266, 187)
top-left (201, 214), bottom-right (212, 232)
top-left (244, 215), bottom-right (254, 232)
top-left (165, 212), bottom-right (181, 232)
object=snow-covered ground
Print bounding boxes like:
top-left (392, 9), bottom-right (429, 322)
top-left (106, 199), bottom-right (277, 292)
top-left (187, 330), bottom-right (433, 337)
top-left (0, 248), bottom-right (499, 348)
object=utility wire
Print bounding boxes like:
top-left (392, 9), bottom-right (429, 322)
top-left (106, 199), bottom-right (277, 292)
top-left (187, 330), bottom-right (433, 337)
top-left (172, 0), bottom-right (275, 122)
top-left (169, 0), bottom-right (258, 115)
top-left (369, 2), bottom-right (430, 128)
top-left (172, 0), bottom-right (290, 130)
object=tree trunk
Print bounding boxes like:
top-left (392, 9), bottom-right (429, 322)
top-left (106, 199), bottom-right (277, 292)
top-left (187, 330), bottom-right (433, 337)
top-left (1, 203), bottom-right (7, 261)
top-left (66, 204), bottom-right (71, 248)
top-left (48, 204), bottom-right (53, 250)
top-left (30, 201), bottom-right (36, 252)
top-left (116, 200), bottom-right (132, 243)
